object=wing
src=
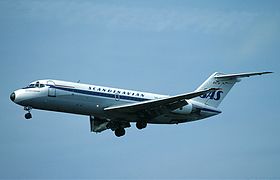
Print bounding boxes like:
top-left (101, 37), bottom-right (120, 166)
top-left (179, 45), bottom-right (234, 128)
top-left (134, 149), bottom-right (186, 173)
top-left (104, 88), bottom-right (219, 120)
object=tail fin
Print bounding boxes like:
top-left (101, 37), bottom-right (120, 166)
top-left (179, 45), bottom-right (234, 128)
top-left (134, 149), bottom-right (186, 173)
top-left (192, 71), bottom-right (272, 108)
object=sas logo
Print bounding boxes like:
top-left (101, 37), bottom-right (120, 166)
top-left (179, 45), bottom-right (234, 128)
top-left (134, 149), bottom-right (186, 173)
top-left (200, 90), bottom-right (223, 101)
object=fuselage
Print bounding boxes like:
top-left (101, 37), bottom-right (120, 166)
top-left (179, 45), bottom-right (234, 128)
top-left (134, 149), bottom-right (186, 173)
top-left (10, 79), bottom-right (221, 124)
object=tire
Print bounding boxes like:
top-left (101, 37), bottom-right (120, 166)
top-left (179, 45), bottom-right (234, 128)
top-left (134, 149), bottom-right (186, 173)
top-left (25, 113), bottom-right (32, 119)
top-left (115, 128), bottom-right (125, 137)
top-left (136, 121), bottom-right (147, 129)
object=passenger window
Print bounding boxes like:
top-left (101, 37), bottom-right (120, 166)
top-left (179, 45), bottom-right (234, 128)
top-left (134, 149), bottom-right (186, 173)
top-left (40, 84), bottom-right (45, 88)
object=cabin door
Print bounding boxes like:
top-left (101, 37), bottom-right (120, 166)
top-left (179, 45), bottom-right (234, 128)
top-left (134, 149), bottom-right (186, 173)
top-left (115, 93), bottom-right (120, 101)
top-left (47, 81), bottom-right (56, 97)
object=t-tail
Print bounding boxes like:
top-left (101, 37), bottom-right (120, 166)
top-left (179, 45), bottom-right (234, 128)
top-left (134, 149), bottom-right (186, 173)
top-left (192, 71), bottom-right (273, 108)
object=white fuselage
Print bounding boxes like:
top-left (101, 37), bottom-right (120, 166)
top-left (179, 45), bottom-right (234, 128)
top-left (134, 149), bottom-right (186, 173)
top-left (11, 79), bottom-right (221, 124)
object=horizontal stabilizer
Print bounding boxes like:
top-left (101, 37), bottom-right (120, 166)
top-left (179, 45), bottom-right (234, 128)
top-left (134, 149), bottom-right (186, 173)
top-left (215, 71), bottom-right (273, 79)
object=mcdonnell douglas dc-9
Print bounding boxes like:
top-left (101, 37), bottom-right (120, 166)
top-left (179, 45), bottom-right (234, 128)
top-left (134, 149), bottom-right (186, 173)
top-left (10, 71), bottom-right (272, 137)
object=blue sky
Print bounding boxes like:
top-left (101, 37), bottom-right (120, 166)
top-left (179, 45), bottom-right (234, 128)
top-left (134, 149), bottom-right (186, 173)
top-left (0, 0), bottom-right (279, 179)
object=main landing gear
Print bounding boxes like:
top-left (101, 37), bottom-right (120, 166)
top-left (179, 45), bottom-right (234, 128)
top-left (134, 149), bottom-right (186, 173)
top-left (113, 121), bottom-right (147, 137)
top-left (136, 121), bottom-right (147, 130)
top-left (24, 106), bottom-right (32, 120)
top-left (115, 128), bottom-right (125, 137)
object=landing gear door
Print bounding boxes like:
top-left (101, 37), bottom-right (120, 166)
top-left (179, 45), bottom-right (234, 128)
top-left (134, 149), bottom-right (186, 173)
top-left (47, 81), bottom-right (56, 97)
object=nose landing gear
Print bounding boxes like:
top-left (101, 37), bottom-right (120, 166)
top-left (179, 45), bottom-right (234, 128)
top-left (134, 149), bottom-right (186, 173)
top-left (24, 106), bottom-right (32, 120)
top-left (25, 112), bottom-right (32, 119)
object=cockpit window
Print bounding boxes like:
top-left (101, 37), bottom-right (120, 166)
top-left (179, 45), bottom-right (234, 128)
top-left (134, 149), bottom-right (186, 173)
top-left (26, 82), bottom-right (45, 88)
top-left (28, 84), bottom-right (36, 88)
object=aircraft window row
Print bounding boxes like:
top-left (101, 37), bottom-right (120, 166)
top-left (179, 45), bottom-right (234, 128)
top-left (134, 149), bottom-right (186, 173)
top-left (88, 86), bottom-right (145, 97)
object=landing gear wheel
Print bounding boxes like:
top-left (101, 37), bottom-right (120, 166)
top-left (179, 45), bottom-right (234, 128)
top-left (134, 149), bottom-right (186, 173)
top-left (25, 112), bottom-right (32, 119)
top-left (24, 106), bottom-right (32, 120)
top-left (136, 121), bottom-right (147, 130)
top-left (115, 128), bottom-right (125, 137)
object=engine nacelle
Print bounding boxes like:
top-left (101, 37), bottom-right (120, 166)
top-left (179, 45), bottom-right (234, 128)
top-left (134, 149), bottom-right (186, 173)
top-left (172, 103), bottom-right (193, 115)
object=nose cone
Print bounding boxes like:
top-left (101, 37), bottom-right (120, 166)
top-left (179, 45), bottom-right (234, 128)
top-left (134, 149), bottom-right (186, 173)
top-left (10, 92), bottom-right (16, 102)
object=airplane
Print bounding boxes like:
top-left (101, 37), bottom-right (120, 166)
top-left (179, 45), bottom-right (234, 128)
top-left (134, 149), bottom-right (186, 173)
top-left (10, 71), bottom-right (272, 137)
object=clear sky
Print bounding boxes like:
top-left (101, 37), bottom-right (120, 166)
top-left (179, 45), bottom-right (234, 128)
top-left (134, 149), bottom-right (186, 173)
top-left (0, 0), bottom-right (279, 179)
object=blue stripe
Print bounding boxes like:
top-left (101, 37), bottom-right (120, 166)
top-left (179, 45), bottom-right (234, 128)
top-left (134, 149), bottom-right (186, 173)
top-left (50, 85), bottom-right (150, 102)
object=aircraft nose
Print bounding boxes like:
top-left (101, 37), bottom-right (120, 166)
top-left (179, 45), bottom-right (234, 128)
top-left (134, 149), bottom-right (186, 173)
top-left (10, 92), bottom-right (16, 102)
